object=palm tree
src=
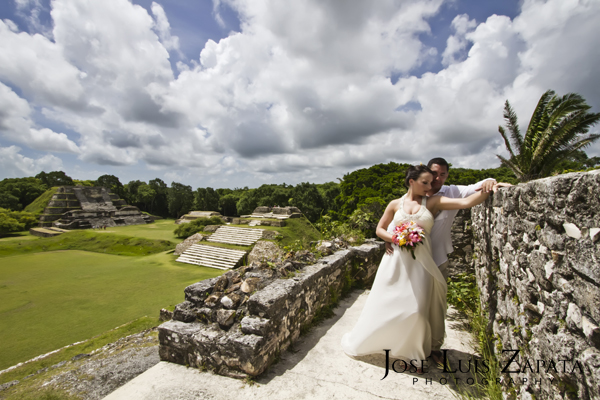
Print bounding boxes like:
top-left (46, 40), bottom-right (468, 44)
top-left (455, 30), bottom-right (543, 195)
top-left (497, 90), bottom-right (600, 182)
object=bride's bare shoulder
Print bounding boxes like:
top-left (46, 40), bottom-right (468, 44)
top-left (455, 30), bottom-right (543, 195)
top-left (387, 198), bottom-right (402, 213)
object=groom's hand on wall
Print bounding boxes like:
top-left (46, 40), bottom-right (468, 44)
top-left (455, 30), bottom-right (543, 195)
top-left (475, 179), bottom-right (497, 193)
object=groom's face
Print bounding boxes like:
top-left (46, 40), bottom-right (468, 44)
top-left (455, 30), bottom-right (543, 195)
top-left (429, 163), bottom-right (448, 192)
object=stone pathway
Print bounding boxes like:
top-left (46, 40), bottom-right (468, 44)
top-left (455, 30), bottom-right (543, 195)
top-left (103, 290), bottom-right (479, 400)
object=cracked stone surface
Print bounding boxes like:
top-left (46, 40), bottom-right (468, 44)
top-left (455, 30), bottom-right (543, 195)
top-left (104, 290), bottom-right (477, 400)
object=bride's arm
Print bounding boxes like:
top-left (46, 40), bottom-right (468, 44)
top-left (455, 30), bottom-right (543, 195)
top-left (376, 200), bottom-right (399, 243)
top-left (427, 190), bottom-right (491, 215)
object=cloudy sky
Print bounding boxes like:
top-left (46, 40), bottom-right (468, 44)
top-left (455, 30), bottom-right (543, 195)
top-left (0, 0), bottom-right (599, 189)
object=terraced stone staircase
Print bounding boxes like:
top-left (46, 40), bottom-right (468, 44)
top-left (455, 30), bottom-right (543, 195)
top-left (207, 226), bottom-right (264, 246)
top-left (176, 244), bottom-right (247, 270)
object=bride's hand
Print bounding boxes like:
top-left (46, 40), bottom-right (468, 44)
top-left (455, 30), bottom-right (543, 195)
top-left (385, 242), bottom-right (393, 255)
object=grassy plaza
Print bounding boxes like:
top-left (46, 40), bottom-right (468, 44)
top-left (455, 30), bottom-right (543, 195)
top-left (0, 220), bottom-right (222, 371)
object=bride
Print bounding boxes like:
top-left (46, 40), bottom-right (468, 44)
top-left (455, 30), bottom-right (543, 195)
top-left (341, 164), bottom-right (495, 369)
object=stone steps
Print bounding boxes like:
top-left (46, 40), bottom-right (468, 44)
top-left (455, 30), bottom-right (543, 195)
top-left (207, 226), bottom-right (264, 246)
top-left (176, 244), bottom-right (247, 270)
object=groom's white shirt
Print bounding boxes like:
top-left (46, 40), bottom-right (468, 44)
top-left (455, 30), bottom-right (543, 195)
top-left (429, 179), bottom-right (494, 266)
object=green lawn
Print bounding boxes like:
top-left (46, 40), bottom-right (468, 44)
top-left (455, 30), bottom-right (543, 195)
top-left (0, 250), bottom-right (221, 371)
top-left (96, 219), bottom-right (180, 243)
top-left (0, 217), bottom-right (320, 372)
top-left (0, 231), bottom-right (174, 258)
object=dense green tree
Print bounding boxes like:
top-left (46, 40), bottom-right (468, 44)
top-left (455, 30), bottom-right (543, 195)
top-left (236, 189), bottom-right (257, 216)
top-left (95, 174), bottom-right (125, 198)
top-left (333, 162), bottom-right (410, 220)
top-left (289, 182), bottom-right (325, 222)
top-left (35, 171), bottom-right (74, 187)
top-left (446, 166), bottom-right (518, 186)
top-left (269, 188), bottom-right (290, 207)
top-left (168, 182), bottom-right (194, 218)
top-left (137, 184), bottom-right (156, 212)
top-left (497, 90), bottom-right (600, 181)
top-left (193, 187), bottom-right (220, 211)
top-left (148, 178), bottom-right (169, 217)
top-left (124, 180), bottom-right (145, 205)
top-left (0, 208), bottom-right (38, 235)
top-left (0, 192), bottom-right (21, 211)
top-left (317, 182), bottom-right (340, 213)
top-left (0, 177), bottom-right (47, 211)
top-left (553, 150), bottom-right (600, 173)
top-left (219, 193), bottom-right (239, 216)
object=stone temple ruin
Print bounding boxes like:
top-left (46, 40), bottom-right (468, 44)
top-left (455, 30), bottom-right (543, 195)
top-left (35, 186), bottom-right (152, 233)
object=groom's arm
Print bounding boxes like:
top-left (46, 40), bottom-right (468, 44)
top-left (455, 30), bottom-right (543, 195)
top-left (456, 178), bottom-right (496, 198)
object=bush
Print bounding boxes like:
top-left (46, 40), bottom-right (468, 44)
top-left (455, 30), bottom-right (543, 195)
top-left (0, 208), bottom-right (38, 235)
top-left (316, 215), bottom-right (365, 243)
top-left (174, 217), bottom-right (224, 238)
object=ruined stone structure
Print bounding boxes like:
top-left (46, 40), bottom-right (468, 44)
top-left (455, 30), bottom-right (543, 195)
top-left (472, 170), bottom-right (600, 400)
top-left (243, 206), bottom-right (302, 220)
top-left (38, 186), bottom-right (152, 229)
top-left (175, 211), bottom-right (222, 225)
top-left (159, 240), bottom-right (384, 378)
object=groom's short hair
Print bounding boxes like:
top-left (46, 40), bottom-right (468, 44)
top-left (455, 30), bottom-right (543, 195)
top-left (427, 157), bottom-right (449, 171)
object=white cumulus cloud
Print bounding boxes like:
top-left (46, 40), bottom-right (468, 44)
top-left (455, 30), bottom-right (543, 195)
top-left (0, 145), bottom-right (64, 177)
top-left (0, 0), bottom-right (599, 184)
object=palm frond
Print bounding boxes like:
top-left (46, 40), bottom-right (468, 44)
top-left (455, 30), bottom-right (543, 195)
top-left (498, 126), bottom-right (516, 160)
top-left (496, 154), bottom-right (524, 181)
top-left (524, 90), bottom-right (554, 150)
top-left (503, 100), bottom-right (523, 151)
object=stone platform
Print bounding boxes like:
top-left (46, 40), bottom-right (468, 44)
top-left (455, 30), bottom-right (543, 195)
top-left (242, 206), bottom-right (302, 220)
top-left (29, 227), bottom-right (69, 238)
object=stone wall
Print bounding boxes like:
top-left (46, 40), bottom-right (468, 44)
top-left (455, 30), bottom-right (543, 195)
top-left (471, 170), bottom-right (600, 400)
top-left (158, 240), bottom-right (384, 378)
top-left (448, 208), bottom-right (475, 277)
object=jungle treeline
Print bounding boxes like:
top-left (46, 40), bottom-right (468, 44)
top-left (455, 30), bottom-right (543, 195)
top-left (1, 162), bottom-right (524, 236)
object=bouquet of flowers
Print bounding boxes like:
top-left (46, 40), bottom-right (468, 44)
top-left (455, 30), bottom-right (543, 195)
top-left (392, 221), bottom-right (425, 259)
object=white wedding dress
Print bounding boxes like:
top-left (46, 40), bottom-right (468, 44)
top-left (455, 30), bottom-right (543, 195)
top-left (341, 195), bottom-right (447, 361)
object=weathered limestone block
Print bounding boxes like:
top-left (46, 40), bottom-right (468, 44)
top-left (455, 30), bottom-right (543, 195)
top-left (240, 316), bottom-right (271, 336)
top-left (184, 277), bottom-right (218, 306)
top-left (174, 233), bottom-right (204, 256)
top-left (240, 278), bottom-right (261, 293)
top-left (261, 230), bottom-right (281, 239)
top-left (173, 301), bottom-right (197, 323)
top-left (216, 309), bottom-right (236, 329)
top-left (203, 225), bottom-right (220, 233)
top-left (159, 308), bottom-right (173, 321)
top-left (247, 241), bottom-right (283, 264)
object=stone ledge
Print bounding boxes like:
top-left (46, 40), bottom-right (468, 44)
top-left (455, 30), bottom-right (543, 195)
top-left (158, 239), bottom-right (384, 377)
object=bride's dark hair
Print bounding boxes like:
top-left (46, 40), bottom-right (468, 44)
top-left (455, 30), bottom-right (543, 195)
top-left (405, 164), bottom-right (433, 188)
